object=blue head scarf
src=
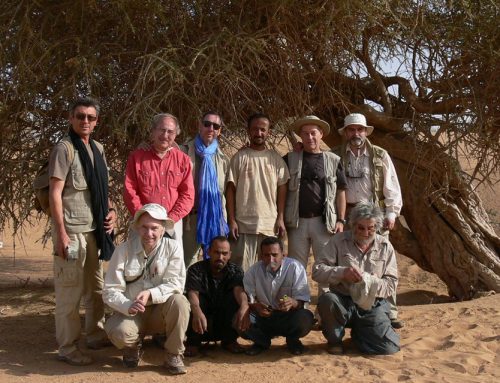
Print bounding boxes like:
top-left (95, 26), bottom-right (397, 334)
top-left (194, 134), bottom-right (229, 258)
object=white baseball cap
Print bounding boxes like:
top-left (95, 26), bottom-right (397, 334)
top-left (338, 113), bottom-right (374, 136)
top-left (133, 203), bottom-right (174, 230)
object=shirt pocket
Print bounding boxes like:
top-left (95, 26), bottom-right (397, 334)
top-left (277, 283), bottom-right (293, 299)
top-left (138, 169), bottom-right (153, 188)
top-left (367, 257), bottom-right (385, 277)
top-left (70, 157), bottom-right (88, 190)
top-left (167, 169), bottom-right (184, 189)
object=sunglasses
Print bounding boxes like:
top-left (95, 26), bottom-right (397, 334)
top-left (75, 113), bottom-right (98, 122)
top-left (202, 120), bottom-right (221, 130)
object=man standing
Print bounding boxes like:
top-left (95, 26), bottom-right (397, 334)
top-left (335, 113), bottom-right (403, 328)
top-left (284, 115), bottom-right (347, 276)
top-left (49, 97), bottom-right (116, 365)
top-left (124, 113), bottom-right (194, 250)
top-left (312, 203), bottom-right (400, 355)
top-left (180, 111), bottom-right (230, 268)
top-left (226, 113), bottom-right (289, 271)
top-left (242, 237), bottom-right (314, 356)
top-left (185, 236), bottom-right (249, 356)
top-left (103, 204), bottom-right (190, 375)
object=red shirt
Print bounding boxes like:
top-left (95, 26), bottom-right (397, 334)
top-left (123, 147), bottom-right (194, 222)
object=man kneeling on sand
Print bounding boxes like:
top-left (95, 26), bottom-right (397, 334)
top-left (241, 236), bottom-right (314, 355)
top-left (103, 204), bottom-right (190, 374)
top-left (313, 202), bottom-right (400, 355)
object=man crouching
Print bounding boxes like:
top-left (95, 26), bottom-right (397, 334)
top-left (103, 203), bottom-right (190, 374)
top-left (313, 202), bottom-right (400, 355)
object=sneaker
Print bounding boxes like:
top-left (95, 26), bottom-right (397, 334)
top-left (287, 339), bottom-right (305, 355)
top-left (164, 353), bottom-right (187, 375)
top-left (122, 343), bottom-right (143, 368)
top-left (57, 349), bottom-right (92, 366)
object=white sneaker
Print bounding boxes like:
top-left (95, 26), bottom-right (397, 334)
top-left (164, 353), bottom-right (186, 375)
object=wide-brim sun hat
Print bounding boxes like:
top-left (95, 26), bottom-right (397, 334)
top-left (133, 203), bottom-right (174, 230)
top-left (338, 113), bottom-right (374, 136)
top-left (291, 115), bottom-right (330, 137)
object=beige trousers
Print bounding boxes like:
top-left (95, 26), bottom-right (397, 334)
top-left (104, 294), bottom-right (190, 355)
top-left (182, 213), bottom-right (202, 268)
top-left (230, 233), bottom-right (268, 272)
top-left (52, 231), bottom-right (106, 357)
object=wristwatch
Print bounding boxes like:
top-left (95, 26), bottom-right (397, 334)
top-left (336, 218), bottom-right (347, 225)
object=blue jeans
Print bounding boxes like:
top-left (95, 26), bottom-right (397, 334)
top-left (318, 292), bottom-right (400, 355)
top-left (241, 309), bottom-right (314, 348)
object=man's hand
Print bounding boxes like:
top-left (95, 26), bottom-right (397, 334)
top-left (277, 295), bottom-right (297, 312)
top-left (334, 222), bottom-right (344, 234)
top-left (274, 217), bottom-right (286, 238)
top-left (191, 306), bottom-right (208, 334)
top-left (128, 301), bottom-right (146, 315)
top-left (235, 305), bottom-right (251, 332)
top-left (253, 302), bottom-right (273, 318)
top-left (104, 209), bottom-right (117, 234)
top-left (343, 267), bottom-right (363, 283)
top-left (135, 290), bottom-right (151, 306)
top-left (229, 219), bottom-right (239, 240)
top-left (383, 217), bottom-right (395, 231)
top-left (56, 231), bottom-right (71, 259)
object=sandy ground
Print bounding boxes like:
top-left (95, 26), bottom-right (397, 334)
top-left (0, 220), bottom-right (498, 383)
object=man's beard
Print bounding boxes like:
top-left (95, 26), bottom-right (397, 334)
top-left (349, 137), bottom-right (365, 148)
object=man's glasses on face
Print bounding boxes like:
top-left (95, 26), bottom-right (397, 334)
top-left (75, 113), bottom-right (98, 122)
top-left (202, 120), bottom-right (221, 130)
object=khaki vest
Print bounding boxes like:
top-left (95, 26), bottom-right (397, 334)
top-left (60, 137), bottom-right (105, 233)
top-left (182, 139), bottom-right (229, 219)
top-left (284, 151), bottom-right (340, 232)
top-left (333, 139), bottom-right (386, 206)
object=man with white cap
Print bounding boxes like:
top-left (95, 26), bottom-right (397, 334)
top-left (284, 115), bottom-right (347, 282)
top-left (103, 203), bottom-right (190, 375)
top-left (335, 113), bottom-right (403, 328)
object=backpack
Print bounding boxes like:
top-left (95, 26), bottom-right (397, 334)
top-left (33, 140), bottom-right (74, 216)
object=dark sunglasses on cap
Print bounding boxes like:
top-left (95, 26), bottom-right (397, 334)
top-left (202, 120), bottom-right (221, 130)
top-left (75, 113), bottom-right (98, 122)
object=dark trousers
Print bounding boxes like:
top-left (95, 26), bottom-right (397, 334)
top-left (241, 309), bottom-right (314, 349)
top-left (318, 292), bottom-right (400, 355)
top-left (186, 293), bottom-right (239, 346)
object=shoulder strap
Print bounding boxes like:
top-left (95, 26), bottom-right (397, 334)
top-left (61, 139), bottom-right (75, 164)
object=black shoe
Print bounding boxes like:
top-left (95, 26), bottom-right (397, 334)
top-left (122, 342), bottom-right (143, 368)
top-left (327, 342), bottom-right (344, 355)
top-left (287, 339), bottom-right (305, 355)
top-left (391, 319), bottom-right (405, 329)
top-left (245, 344), bottom-right (266, 356)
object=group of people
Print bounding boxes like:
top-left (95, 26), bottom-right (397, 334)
top-left (48, 97), bottom-right (403, 375)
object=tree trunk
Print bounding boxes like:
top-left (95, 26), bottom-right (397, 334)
top-left (324, 132), bottom-right (500, 300)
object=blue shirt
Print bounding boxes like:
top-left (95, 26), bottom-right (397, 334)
top-left (243, 257), bottom-right (310, 309)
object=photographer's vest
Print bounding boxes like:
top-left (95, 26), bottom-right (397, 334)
top-left (285, 151), bottom-right (340, 233)
top-left (333, 139), bottom-right (386, 207)
top-left (60, 137), bottom-right (104, 234)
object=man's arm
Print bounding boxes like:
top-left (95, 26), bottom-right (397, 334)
top-left (187, 290), bottom-right (208, 334)
top-left (123, 152), bottom-right (143, 216)
top-left (104, 198), bottom-right (117, 234)
top-left (168, 154), bottom-right (195, 222)
top-left (334, 189), bottom-right (346, 233)
top-left (49, 177), bottom-right (69, 259)
top-left (376, 242), bottom-right (398, 298)
top-left (381, 152), bottom-right (402, 230)
top-left (233, 286), bottom-right (251, 331)
top-left (312, 237), bottom-right (347, 285)
top-left (226, 182), bottom-right (238, 239)
top-left (274, 182), bottom-right (287, 237)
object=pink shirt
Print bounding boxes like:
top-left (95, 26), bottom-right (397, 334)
top-left (124, 147), bottom-right (194, 222)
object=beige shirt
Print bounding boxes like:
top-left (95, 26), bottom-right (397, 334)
top-left (312, 231), bottom-right (398, 299)
top-left (226, 148), bottom-right (289, 235)
top-left (345, 146), bottom-right (402, 220)
top-left (49, 141), bottom-right (101, 181)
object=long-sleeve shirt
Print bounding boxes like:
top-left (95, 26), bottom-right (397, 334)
top-left (243, 257), bottom-right (310, 309)
top-left (344, 146), bottom-right (402, 220)
top-left (123, 147), bottom-right (194, 222)
top-left (103, 236), bottom-right (186, 316)
top-left (312, 231), bottom-right (398, 299)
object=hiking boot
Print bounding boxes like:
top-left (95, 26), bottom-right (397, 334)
top-left (122, 342), bottom-right (143, 368)
top-left (164, 353), bottom-right (187, 375)
top-left (57, 349), bottom-right (92, 366)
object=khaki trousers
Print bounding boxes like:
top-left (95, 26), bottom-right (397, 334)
top-left (104, 294), bottom-right (190, 355)
top-left (182, 213), bottom-right (202, 268)
top-left (230, 233), bottom-right (268, 272)
top-left (52, 231), bottom-right (106, 357)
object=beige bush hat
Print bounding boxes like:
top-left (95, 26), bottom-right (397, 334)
top-left (338, 113), bottom-right (374, 136)
top-left (291, 115), bottom-right (330, 136)
top-left (133, 203), bottom-right (174, 230)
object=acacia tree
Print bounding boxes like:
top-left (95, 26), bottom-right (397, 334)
top-left (0, 0), bottom-right (498, 299)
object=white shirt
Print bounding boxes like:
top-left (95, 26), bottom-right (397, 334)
top-left (103, 236), bottom-right (186, 316)
top-left (345, 145), bottom-right (402, 220)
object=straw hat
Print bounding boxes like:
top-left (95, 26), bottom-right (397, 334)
top-left (291, 115), bottom-right (330, 136)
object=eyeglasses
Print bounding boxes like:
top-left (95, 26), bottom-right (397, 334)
top-left (75, 113), bottom-right (98, 122)
top-left (202, 120), bottom-right (221, 130)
